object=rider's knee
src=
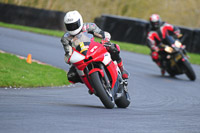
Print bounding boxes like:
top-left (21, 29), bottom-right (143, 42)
top-left (151, 51), bottom-right (159, 61)
top-left (67, 66), bottom-right (82, 83)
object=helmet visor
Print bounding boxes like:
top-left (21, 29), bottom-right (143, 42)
top-left (151, 21), bottom-right (160, 29)
top-left (65, 19), bottom-right (81, 31)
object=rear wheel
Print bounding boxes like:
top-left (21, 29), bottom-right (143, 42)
top-left (115, 88), bottom-right (130, 108)
top-left (90, 72), bottom-right (115, 109)
top-left (182, 60), bottom-right (196, 81)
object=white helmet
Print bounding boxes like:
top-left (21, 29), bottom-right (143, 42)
top-left (64, 10), bottom-right (83, 36)
top-left (149, 14), bottom-right (162, 30)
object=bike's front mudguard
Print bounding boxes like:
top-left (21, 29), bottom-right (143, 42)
top-left (88, 61), bottom-right (118, 89)
top-left (88, 68), bottom-right (104, 77)
top-left (170, 53), bottom-right (188, 74)
top-left (80, 66), bottom-right (116, 95)
top-left (80, 61), bottom-right (118, 94)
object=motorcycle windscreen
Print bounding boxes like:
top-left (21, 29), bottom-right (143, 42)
top-left (76, 42), bottom-right (90, 55)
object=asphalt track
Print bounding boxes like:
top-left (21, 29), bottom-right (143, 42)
top-left (0, 27), bottom-right (200, 133)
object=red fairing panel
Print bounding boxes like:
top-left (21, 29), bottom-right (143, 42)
top-left (106, 61), bottom-right (118, 88)
top-left (86, 40), bottom-right (107, 60)
top-left (74, 60), bottom-right (87, 70)
top-left (89, 68), bottom-right (104, 77)
top-left (81, 76), bottom-right (94, 93)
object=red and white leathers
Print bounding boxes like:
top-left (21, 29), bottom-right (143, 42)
top-left (147, 21), bottom-right (181, 73)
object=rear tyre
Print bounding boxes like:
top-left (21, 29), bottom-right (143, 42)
top-left (182, 60), bottom-right (196, 81)
top-left (115, 85), bottom-right (130, 108)
top-left (90, 72), bottom-right (115, 109)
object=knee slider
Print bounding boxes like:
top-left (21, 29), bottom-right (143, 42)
top-left (152, 51), bottom-right (159, 61)
top-left (67, 72), bottom-right (76, 81)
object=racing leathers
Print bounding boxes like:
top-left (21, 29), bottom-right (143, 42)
top-left (147, 22), bottom-right (181, 74)
top-left (61, 23), bottom-right (129, 83)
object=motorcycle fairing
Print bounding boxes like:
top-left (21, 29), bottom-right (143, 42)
top-left (102, 52), bottom-right (112, 66)
top-left (68, 49), bottom-right (85, 64)
top-left (68, 37), bottom-right (119, 90)
top-left (106, 61), bottom-right (118, 88)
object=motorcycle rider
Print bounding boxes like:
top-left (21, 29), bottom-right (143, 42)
top-left (61, 10), bottom-right (129, 84)
top-left (147, 14), bottom-right (182, 75)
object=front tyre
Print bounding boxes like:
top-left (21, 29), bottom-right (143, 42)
top-left (90, 72), bottom-right (115, 109)
top-left (166, 69), bottom-right (175, 77)
top-left (182, 60), bottom-right (196, 81)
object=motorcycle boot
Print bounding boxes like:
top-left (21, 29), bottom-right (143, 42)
top-left (154, 58), bottom-right (165, 76)
top-left (160, 60), bottom-right (166, 76)
top-left (156, 62), bottom-right (165, 76)
top-left (118, 61), bottom-right (129, 79)
top-left (161, 68), bottom-right (165, 76)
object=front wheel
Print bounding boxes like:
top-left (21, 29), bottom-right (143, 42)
top-left (182, 60), bottom-right (196, 81)
top-left (90, 72), bottom-right (115, 109)
top-left (166, 69), bottom-right (175, 77)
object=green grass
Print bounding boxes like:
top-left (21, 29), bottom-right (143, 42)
top-left (0, 22), bottom-right (63, 37)
top-left (0, 52), bottom-right (69, 88)
top-left (0, 22), bottom-right (199, 65)
top-left (112, 40), bottom-right (151, 55)
top-left (187, 53), bottom-right (200, 65)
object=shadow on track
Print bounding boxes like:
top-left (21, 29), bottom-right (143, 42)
top-left (148, 74), bottom-right (192, 82)
top-left (49, 103), bottom-right (128, 109)
top-left (49, 102), bottom-right (108, 109)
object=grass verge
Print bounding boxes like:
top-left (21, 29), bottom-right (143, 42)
top-left (0, 22), bottom-right (63, 37)
top-left (0, 52), bottom-right (69, 88)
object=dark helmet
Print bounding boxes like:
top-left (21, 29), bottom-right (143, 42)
top-left (149, 14), bottom-right (162, 30)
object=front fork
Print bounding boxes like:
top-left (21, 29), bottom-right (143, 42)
top-left (85, 64), bottom-right (112, 96)
top-left (99, 64), bottom-right (111, 89)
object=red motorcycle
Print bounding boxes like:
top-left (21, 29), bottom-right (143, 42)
top-left (67, 32), bottom-right (130, 109)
